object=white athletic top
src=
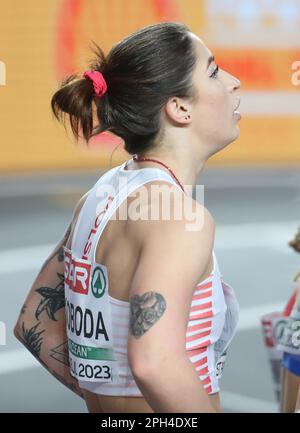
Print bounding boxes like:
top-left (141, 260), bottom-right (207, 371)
top-left (63, 159), bottom-right (240, 397)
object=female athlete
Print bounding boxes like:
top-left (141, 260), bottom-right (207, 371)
top-left (14, 22), bottom-right (241, 413)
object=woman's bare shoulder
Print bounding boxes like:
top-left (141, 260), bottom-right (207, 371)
top-left (126, 179), bottom-right (215, 245)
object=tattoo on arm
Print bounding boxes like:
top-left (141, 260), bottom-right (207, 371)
top-left (16, 221), bottom-right (85, 399)
top-left (129, 291), bottom-right (167, 339)
top-left (35, 273), bottom-right (65, 321)
top-left (49, 342), bottom-right (84, 399)
top-left (20, 322), bottom-right (45, 359)
top-left (37, 223), bottom-right (71, 276)
top-left (50, 341), bottom-right (69, 366)
top-left (17, 326), bottom-right (83, 398)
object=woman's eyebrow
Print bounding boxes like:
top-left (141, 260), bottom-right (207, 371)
top-left (206, 55), bottom-right (215, 70)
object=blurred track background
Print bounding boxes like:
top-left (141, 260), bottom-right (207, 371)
top-left (0, 0), bottom-right (300, 412)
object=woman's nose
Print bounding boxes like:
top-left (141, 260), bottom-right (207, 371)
top-left (223, 69), bottom-right (241, 91)
top-left (232, 75), bottom-right (241, 91)
top-left (234, 77), bottom-right (241, 90)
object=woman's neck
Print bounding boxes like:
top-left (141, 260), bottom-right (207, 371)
top-left (131, 152), bottom-right (206, 194)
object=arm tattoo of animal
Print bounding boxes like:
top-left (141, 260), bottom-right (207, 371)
top-left (129, 291), bottom-right (167, 338)
top-left (37, 223), bottom-right (71, 276)
top-left (35, 272), bottom-right (65, 321)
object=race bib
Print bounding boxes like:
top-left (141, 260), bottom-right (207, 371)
top-left (276, 315), bottom-right (300, 356)
top-left (63, 246), bottom-right (119, 383)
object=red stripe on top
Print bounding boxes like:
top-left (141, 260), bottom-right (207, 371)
top-left (192, 290), bottom-right (213, 301)
top-left (202, 376), bottom-right (211, 386)
top-left (198, 366), bottom-right (209, 376)
top-left (186, 330), bottom-right (211, 343)
top-left (188, 339), bottom-right (211, 349)
top-left (193, 357), bottom-right (208, 369)
top-left (189, 310), bottom-right (213, 320)
top-left (190, 301), bottom-right (213, 312)
top-left (187, 347), bottom-right (207, 357)
top-left (187, 320), bottom-right (212, 333)
top-left (195, 281), bottom-right (213, 290)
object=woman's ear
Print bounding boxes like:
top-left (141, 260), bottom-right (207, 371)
top-left (164, 97), bottom-right (192, 125)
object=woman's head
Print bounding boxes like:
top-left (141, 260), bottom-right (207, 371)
top-left (181, 32), bottom-right (241, 159)
top-left (51, 21), bottom-right (241, 161)
top-left (51, 21), bottom-right (199, 155)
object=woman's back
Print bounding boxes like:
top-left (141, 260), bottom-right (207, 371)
top-left (64, 161), bottom-right (219, 412)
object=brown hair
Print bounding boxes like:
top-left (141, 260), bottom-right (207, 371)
top-left (51, 21), bottom-right (199, 155)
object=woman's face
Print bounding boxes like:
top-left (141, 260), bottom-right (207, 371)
top-left (188, 33), bottom-right (241, 157)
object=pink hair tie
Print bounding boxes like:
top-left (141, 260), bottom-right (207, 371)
top-left (83, 70), bottom-right (107, 99)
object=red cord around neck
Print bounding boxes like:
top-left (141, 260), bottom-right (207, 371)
top-left (132, 154), bottom-right (185, 193)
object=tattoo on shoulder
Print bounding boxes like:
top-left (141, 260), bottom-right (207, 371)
top-left (129, 291), bottom-right (166, 339)
top-left (35, 272), bottom-right (65, 321)
top-left (21, 303), bottom-right (27, 314)
top-left (20, 322), bottom-right (45, 358)
top-left (50, 341), bottom-right (69, 366)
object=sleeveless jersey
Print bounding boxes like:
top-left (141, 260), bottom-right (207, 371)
top-left (63, 159), bottom-right (240, 396)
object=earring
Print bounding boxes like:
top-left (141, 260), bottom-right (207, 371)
top-left (185, 115), bottom-right (190, 119)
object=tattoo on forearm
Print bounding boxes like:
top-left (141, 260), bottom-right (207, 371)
top-left (35, 273), bottom-right (65, 321)
top-left (50, 341), bottom-right (69, 366)
top-left (129, 291), bottom-right (167, 339)
top-left (20, 322), bottom-right (45, 358)
top-left (38, 223), bottom-right (71, 276)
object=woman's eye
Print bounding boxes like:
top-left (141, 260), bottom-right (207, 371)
top-left (210, 65), bottom-right (219, 78)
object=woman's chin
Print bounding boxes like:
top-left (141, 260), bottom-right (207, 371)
top-left (230, 125), bottom-right (241, 141)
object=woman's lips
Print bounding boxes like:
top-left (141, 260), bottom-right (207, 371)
top-left (233, 110), bottom-right (241, 120)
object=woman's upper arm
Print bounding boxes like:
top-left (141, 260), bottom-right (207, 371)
top-left (127, 198), bottom-right (215, 374)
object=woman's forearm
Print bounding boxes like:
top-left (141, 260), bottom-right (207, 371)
top-left (14, 221), bottom-right (84, 399)
top-left (14, 320), bottom-right (83, 399)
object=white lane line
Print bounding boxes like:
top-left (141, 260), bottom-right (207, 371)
top-left (0, 220), bottom-right (299, 275)
top-left (221, 391), bottom-right (278, 413)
